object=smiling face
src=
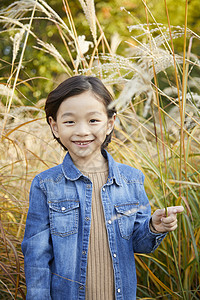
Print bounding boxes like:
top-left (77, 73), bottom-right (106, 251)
top-left (49, 91), bottom-right (115, 169)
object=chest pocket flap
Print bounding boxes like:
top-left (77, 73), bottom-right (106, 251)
top-left (115, 202), bottom-right (139, 240)
top-left (49, 200), bottom-right (79, 237)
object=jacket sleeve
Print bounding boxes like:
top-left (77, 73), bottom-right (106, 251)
top-left (21, 175), bottom-right (52, 299)
top-left (132, 171), bottom-right (167, 253)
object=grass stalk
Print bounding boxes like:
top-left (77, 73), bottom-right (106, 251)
top-left (0, 0), bottom-right (199, 298)
top-left (1, 0), bottom-right (38, 138)
top-left (163, 0), bottom-right (183, 197)
top-left (143, 0), bottom-right (168, 217)
top-left (180, 0), bottom-right (190, 289)
top-left (63, 0), bottom-right (89, 70)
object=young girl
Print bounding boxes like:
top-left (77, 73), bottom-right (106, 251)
top-left (22, 75), bottom-right (184, 300)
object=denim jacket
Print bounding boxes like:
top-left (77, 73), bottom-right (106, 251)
top-left (22, 150), bottom-right (167, 300)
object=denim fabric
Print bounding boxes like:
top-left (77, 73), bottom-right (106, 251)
top-left (22, 150), bottom-right (167, 300)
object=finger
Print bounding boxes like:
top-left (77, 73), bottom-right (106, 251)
top-left (164, 223), bottom-right (178, 232)
top-left (154, 206), bottom-right (184, 218)
top-left (161, 218), bottom-right (178, 231)
top-left (167, 206), bottom-right (184, 215)
top-left (162, 217), bottom-right (177, 226)
top-left (154, 208), bottom-right (166, 217)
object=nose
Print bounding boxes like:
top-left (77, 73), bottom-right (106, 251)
top-left (75, 122), bottom-right (90, 136)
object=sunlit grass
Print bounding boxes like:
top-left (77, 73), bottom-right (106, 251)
top-left (0, 0), bottom-right (199, 298)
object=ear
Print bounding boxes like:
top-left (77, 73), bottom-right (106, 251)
top-left (48, 117), bottom-right (59, 138)
top-left (106, 114), bottom-right (116, 135)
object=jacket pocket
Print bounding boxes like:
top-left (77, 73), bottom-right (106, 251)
top-left (49, 200), bottom-right (79, 237)
top-left (115, 202), bottom-right (139, 240)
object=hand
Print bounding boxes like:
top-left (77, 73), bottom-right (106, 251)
top-left (151, 206), bottom-right (184, 233)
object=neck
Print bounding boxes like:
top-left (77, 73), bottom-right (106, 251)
top-left (72, 152), bottom-right (107, 173)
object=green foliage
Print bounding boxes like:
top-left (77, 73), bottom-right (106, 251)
top-left (0, 0), bottom-right (199, 106)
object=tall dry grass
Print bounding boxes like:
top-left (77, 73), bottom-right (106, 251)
top-left (0, 0), bottom-right (199, 299)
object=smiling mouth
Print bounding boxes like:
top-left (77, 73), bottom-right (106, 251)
top-left (73, 140), bottom-right (93, 146)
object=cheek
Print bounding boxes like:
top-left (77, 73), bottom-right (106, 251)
top-left (99, 121), bottom-right (109, 132)
top-left (57, 126), bottom-right (71, 138)
top-left (95, 124), bottom-right (108, 137)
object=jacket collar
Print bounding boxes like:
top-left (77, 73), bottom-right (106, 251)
top-left (61, 150), bottom-right (122, 186)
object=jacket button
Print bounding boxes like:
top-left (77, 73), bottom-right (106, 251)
top-left (102, 187), bottom-right (105, 192)
top-left (117, 288), bottom-right (121, 293)
top-left (82, 251), bottom-right (86, 255)
top-left (79, 285), bottom-right (84, 290)
top-left (108, 220), bottom-right (112, 224)
top-left (61, 207), bottom-right (66, 211)
top-left (113, 253), bottom-right (117, 258)
top-left (85, 217), bottom-right (90, 221)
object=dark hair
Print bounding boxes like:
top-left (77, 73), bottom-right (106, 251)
top-left (45, 75), bottom-right (116, 151)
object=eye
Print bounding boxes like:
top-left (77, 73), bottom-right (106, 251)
top-left (89, 119), bottom-right (100, 124)
top-left (63, 120), bottom-right (74, 125)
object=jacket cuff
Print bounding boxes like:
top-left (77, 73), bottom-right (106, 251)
top-left (148, 218), bottom-right (168, 252)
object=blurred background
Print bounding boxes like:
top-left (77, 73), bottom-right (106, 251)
top-left (0, 0), bottom-right (199, 299)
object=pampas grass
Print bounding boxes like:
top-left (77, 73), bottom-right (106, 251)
top-left (78, 0), bottom-right (97, 42)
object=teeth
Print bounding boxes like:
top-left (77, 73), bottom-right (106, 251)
top-left (76, 141), bottom-right (90, 145)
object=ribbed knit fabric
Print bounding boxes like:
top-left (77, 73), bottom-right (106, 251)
top-left (81, 167), bottom-right (115, 300)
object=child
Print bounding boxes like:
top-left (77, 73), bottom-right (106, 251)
top-left (22, 75), bottom-right (184, 300)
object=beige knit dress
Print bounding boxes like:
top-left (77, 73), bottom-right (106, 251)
top-left (81, 166), bottom-right (115, 300)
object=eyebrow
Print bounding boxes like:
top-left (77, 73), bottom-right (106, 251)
top-left (61, 111), bottom-right (103, 118)
top-left (87, 111), bottom-right (103, 116)
top-left (61, 112), bottom-right (75, 119)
